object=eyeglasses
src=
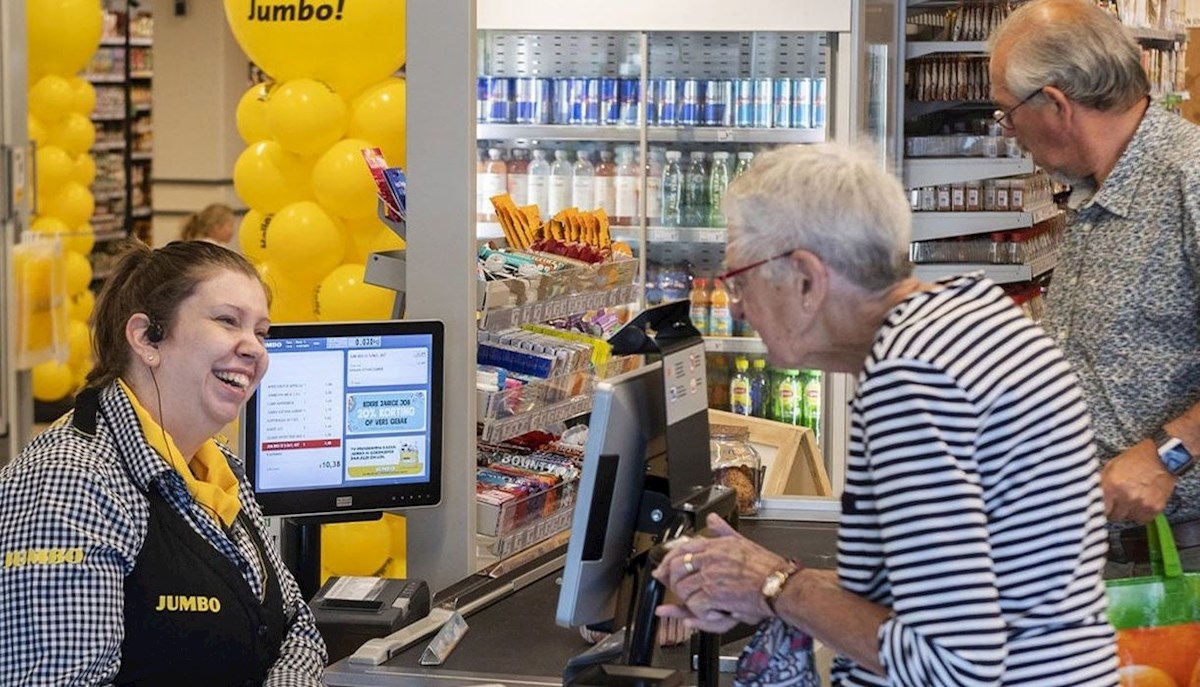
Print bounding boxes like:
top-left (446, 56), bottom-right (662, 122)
top-left (992, 87), bottom-right (1044, 130)
top-left (714, 249), bottom-right (798, 304)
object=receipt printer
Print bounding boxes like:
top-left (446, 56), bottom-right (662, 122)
top-left (311, 576), bottom-right (431, 662)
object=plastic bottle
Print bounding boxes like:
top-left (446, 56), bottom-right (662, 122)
top-left (614, 147), bottom-right (639, 226)
top-left (682, 151), bottom-right (708, 227)
top-left (729, 358), bottom-right (752, 415)
top-left (477, 147), bottom-right (508, 222)
top-left (506, 148), bottom-right (529, 210)
top-left (708, 353), bottom-right (730, 409)
top-left (527, 149), bottom-right (551, 218)
top-left (709, 278), bottom-right (733, 336)
top-left (708, 151), bottom-right (731, 227)
top-left (547, 149), bottom-right (573, 217)
top-left (749, 359), bottom-right (769, 418)
top-left (775, 369), bottom-right (804, 425)
top-left (572, 149), bottom-right (595, 211)
top-left (802, 370), bottom-right (822, 438)
top-left (645, 148), bottom-right (665, 225)
top-left (661, 150), bottom-right (683, 227)
top-left (593, 149), bottom-right (617, 218)
top-left (689, 277), bottom-right (710, 335)
top-left (734, 150), bottom-right (754, 180)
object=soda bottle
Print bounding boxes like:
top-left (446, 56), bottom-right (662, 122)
top-left (527, 149), bottom-right (551, 218)
top-left (477, 147), bottom-right (508, 222)
top-left (661, 150), bottom-right (683, 227)
top-left (689, 277), bottom-right (710, 335)
top-left (709, 278), bottom-right (733, 337)
top-left (572, 150), bottom-right (595, 210)
top-left (594, 149), bottom-right (617, 217)
top-left (775, 369), bottom-right (804, 425)
top-left (749, 358), bottom-right (769, 418)
top-left (730, 358), bottom-right (752, 415)
top-left (547, 149), bottom-right (573, 216)
top-left (708, 151), bottom-right (731, 227)
top-left (613, 147), bottom-right (639, 226)
top-left (802, 370), bottom-right (822, 439)
top-left (645, 148), bottom-right (665, 225)
top-left (682, 151), bottom-right (708, 227)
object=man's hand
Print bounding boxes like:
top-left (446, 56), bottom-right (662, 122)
top-left (1102, 440), bottom-right (1177, 523)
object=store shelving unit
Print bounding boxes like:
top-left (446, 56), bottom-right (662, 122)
top-left (87, 5), bottom-right (153, 283)
top-left (902, 157), bottom-right (1034, 189)
top-left (911, 203), bottom-right (1061, 241)
top-left (912, 250), bottom-right (1057, 284)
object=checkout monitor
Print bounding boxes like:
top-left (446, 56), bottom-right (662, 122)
top-left (243, 320), bottom-right (445, 517)
top-left (556, 361), bottom-right (668, 628)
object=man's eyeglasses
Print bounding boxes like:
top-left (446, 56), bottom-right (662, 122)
top-left (993, 87), bottom-right (1044, 130)
top-left (714, 249), bottom-right (798, 304)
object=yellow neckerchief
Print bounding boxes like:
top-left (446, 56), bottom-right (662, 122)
top-left (118, 379), bottom-right (242, 528)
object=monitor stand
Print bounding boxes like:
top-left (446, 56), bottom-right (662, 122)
top-left (281, 511), bottom-right (385, 600)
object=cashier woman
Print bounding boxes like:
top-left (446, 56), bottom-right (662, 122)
top-left (0, 241), bottom-right (327, 684)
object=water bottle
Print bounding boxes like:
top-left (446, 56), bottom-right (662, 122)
top-left (572, 150), bottom-right (595, 210)
top-left (734, 151), bottom-right (754, 179)
top-left (682, 151), bottom-right (708, 227)
top-left (661, 150), bottom-right (683, 227)
top-left (708, 151), bottom-right (731, 227)
top-left (614, 147), bottom-right (639, 226)
top-left (548, 149), bottom-right (573, 217)
top-left (527, 149), bottom-right (551, 218)
top-left (645, 148), bottom-right (665, 225)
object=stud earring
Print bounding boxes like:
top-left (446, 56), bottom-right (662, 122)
top-left (147, 354), bottom-right (155, 363)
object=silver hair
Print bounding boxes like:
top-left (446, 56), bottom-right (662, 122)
top-left (722, 143), bottom-right (912, 292)
top-left (988, 0), bottom-right (1149, 111)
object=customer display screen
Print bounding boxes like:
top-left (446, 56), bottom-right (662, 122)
top-left (243, 320), bottom-right (444, 517)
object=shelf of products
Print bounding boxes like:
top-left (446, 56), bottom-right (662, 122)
top-left (912, 252), bottom-right (1057, 284)
top-left (906, 41), bottom-right (988, 59)
top-left (903, 157), bottom-right (1035, 188)
top-left (478, 123), bottom-right (826, 144)
top-left (911, 205), bottom-right (1061, 241)
top-left (703, 336), bottom-right (769, 355)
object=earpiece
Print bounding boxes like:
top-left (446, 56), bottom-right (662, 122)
top-left (147, 320), bottom-right (164, 344)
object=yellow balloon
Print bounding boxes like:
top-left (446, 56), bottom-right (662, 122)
top-left (321, 519), bottom-right (391, 576)
top-left (256, 261), bottom-right (318, 323)
top-left (260, 200), bottom-right (345, 283)
top-left (32, 360), bottom-right (75, 402)
top-left (66, 223), bottom-right (96, 255)
top-left (223, 0), bottom-right (405, 97)
top-left (316, 263), bottom-right (395, 322)
top-left (27, 0), bottom-right (104, 78)
top-left (349, 77), bottom-right (407, 168)
top-left (64, 251), bottom-right (93, 296)
top-left (49, 113), bottom-right (96, 157)
top-left (29, 75), bottom-right (75, 124)
top-left (74, 154), bottom-right (97, 186)
top-left (28, 116), bottom-right (48, 145)
top-left (266, 78), bottom-right (348, 156)
top-left (238, 209), bottom-right (271, 263)
top-left (311, 138), bottom-right (380, 220)
top-left (343, 215), bottom-right (405, 264)
top-left (36, 146), bottom-right (75, 195)
top-left (43, 182), bottom-right (95, 228)
top-left (68, 288), bottom-right (95, 322)
top-left (67, 318), bottom-right (92, 369)
top-left (233, 140), bottom-right (313, 213)
top-left (67, 76), bottom-right (97, 115)
top-left (235, 82), bottom-right (273, 145)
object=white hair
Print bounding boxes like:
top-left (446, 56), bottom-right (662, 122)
top-left (989, 0), bottom-right (1149, 111)
top-left (722, 143), bottom-right (912, 291)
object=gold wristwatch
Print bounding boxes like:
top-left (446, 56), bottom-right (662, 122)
top-left (761, 560), bottom-right (800, 614)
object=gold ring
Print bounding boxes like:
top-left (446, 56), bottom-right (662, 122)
top-left (683, 552), bottom-right (697, 575)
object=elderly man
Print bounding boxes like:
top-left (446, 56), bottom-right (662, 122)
top-left (990, 0), bottom-right (1200, 574)
top-left (653, 144), bottom-right (1116, 686)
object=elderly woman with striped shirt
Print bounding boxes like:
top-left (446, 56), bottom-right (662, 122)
top-left (654, 144), bottom-right (1117, 686)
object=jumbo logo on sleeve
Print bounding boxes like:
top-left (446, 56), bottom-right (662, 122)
top-left (3, 548), bottom-right (85, 568)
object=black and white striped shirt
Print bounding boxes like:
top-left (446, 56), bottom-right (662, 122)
top-left (833, 275), bottom-right (1117, 686)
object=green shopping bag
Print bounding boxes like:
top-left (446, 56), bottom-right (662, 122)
top-left (1106, 515), bottom-right (1200, 686)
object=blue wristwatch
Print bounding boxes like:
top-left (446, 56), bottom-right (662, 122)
top-left (1152, 427), bottom-right (1195, 476)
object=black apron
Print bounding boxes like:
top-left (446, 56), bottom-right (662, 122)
top-left (74, 388), bottom-right (289, 686)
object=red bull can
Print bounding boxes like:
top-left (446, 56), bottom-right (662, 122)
top-left (476, 76), bottom-right (488, 123)
top-left (679, 78), bottom-right (700, 126)
top-left (658, 78), bottom-right (679, 127)
top-left (734, 79), bottom-right (755, 127)
top-left (812, 78), bottom-right (827, 130)
top-left (703, 79), bottom-right (732, 126)
top-left (619, 78), bottom-right (640, 126)
top-left (583, 77), bottom-right (601, 126)
top-left (772, 78), bottom-right (792, 128)
top-left (600, 77), bottom-right (621, 125)
top-left (568, 77), bottom-right (588, 125)
top-left (485, 76), bottom-right (513, 124)
top-left (791, 77), bottom-right (812, 129)
top-left (515, 77), bottom-right (552, 125)
top-left (752, 78), bottom-right (773, 128)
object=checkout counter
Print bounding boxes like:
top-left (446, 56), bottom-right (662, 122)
top-left (323, 518), bottom-right (839, 687)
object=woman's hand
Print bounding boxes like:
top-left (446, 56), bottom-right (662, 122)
top-left (652, 513), bottom-right (791, 633)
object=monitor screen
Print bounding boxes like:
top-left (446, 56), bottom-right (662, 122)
top-left (556, 362), bottom-right (667, 628)
top-left (243, 320), bottom-right (445, 517)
